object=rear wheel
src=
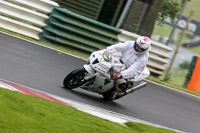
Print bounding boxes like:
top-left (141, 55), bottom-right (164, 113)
top-left (102, 89), bottom-right (126, 100)
top-left (102, 92), bottom-right (113, 100)
top-left (63, 67), bottom-right (87, 89)
top-left (102, 89), bottom-right (116, 100)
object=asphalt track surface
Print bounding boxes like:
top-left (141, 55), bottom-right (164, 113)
top-left (0, 32), bottom-right (200, 133)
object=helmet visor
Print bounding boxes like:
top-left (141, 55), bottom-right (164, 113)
top-left (134, 42), bottom-right (147, 53)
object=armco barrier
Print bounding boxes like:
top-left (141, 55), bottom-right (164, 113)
top-left (40, 7), bottom-right (121, 53)
top-left (0, 15), bottom-right (42, 40)
top-left (53, 0), bottom-right (104, 20)
top-left (118, 30), bottom-right (173, 76)
top-left (0, 0), bottom-right (58, 40)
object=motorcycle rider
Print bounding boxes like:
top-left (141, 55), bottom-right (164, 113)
top-left (103, 36), bottom-right (151, 80)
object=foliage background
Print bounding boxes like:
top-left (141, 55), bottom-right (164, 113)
top-left (152, 0), bottom-right (200, 87)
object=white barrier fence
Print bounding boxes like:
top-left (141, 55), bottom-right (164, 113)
top-left (118, 30), bottom-right (173, 75)
top-left (0, 0), bottom-right (58, 40)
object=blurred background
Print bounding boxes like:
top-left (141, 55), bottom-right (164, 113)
top-left (53, 0), bottom-right (200, 87)
top-left (151, 0), bottom-right (200, 87)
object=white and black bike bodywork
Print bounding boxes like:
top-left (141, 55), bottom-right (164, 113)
top-left (63, 49), bottom-right (150, 100)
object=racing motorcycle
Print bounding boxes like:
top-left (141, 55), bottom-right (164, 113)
top-left (63, 49), bottom-right (150, 100)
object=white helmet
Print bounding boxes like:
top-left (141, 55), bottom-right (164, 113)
top-left (133, 36), bottom-right (151, 54)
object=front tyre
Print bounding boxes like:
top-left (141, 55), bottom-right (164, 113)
top-left (63, 67), bottom-right (87, 89)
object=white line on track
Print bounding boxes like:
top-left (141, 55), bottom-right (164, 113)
top-left (146, 79), bottom-right (200, 100)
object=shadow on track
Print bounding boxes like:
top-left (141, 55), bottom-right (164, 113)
top-left (60, 86), bottom-right (127, 108)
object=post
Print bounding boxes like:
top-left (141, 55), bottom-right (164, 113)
top-left (165, 0), bottom-right (188, 46)
top-left (164, 10), bottom-right (194, 81)
top-left (116, 0), bottom-right (133, 28)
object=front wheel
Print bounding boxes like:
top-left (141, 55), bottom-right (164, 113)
top-left (63, 67), bottom-right (87, 89)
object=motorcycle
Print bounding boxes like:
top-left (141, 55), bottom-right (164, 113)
top-left (63, 49), bottom-right (150, 100)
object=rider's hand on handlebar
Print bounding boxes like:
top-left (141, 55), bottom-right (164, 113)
top-left (112, 73), bottom-right (122, 80)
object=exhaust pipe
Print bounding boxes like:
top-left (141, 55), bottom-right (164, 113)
top-left (113, 82), bottom-right (147, 100)
top-left (126, 82), bottom-right (147, 94)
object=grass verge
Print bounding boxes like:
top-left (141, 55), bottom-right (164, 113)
top-left (147, 76), bottom-right (200, 97)
top-left (0, 88), bottom-right (176, 133)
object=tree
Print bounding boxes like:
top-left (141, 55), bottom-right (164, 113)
top-left (132, 0), bottom-right (191, 37)
top-left (158, 0), bottom-right (191, 24)
top-left (139, 0), bottom-right (192, 37)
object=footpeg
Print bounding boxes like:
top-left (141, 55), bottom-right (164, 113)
top-left (116, 91), bottom-right (126, 97)
top-left (111, 90), bottom-right (126, 100)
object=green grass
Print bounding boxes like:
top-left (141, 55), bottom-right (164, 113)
top-left (153, 22), bottom-right (196, 44)
top-left (0, 88), bottom-right (175, 133)
top-left (147, 67), bottom-right (200, 97)
top-left (152, 21), bottom-right (173, 37)
top-left (183, 0), bottom-right (200, 21)
top-left (188, 45), bottom-right (200, 54)
top-left (147, 76), bottom-right (200, 97)
top-left (160, 68), bottom-right (188, 87)
top-left (170, 0), bottom-right (200, 21)
top-left (171, 69), bottom-right (188, 86)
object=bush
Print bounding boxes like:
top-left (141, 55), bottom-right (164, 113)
top-left (179, 60), bottom-right (190, 69)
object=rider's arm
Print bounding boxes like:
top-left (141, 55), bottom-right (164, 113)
top-left (106, 41), bottom-right (131, 53)
top-left (121, 55), bottom-right (148, 79)
top-left (121, 61), bottom-right (145, 79)
top-left (103, 42), bottom-right (128, 61)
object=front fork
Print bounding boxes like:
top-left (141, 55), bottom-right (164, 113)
top-left (83, 64), bottom-right (96, 80)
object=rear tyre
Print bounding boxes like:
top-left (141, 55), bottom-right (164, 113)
top-left (102, 89), bottom-right (126, 100)
top-left (63, 67), bottom-right (87, 89)
top-left (102, 92), bottom-right (113, 101)
top-left (102, 89), bottom-right (116, 101)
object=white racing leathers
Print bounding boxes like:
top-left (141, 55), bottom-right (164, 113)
top-left (107, 41), bottom-right (149, 79)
